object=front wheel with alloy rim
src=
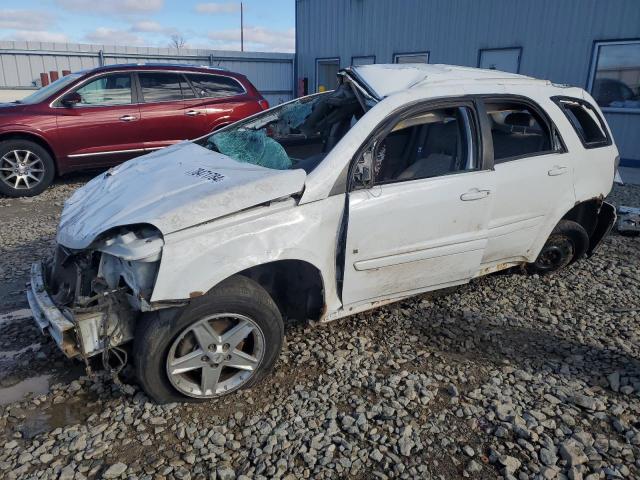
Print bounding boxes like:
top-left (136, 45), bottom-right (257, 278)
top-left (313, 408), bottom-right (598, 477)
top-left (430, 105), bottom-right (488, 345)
top-left (528, 220), bottom-right (589, 274)
top-left (134, 275), bottom-right (284, 403)
top-left (0, 140), bottom-right (55, 197)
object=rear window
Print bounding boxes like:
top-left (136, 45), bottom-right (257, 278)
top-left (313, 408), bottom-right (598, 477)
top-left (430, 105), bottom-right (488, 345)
top-left (138, 72), bottom-right (194, 102)
top-left (553, 97), bottom-right (610, 148)
top-left (483, 101), bottom-right (557, 163)
top-left (186, 73), bottom-right (245, 99)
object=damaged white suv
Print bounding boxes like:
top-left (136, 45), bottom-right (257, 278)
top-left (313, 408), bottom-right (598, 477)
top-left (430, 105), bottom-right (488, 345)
top-left (28, 65), bottom-right (618, 403)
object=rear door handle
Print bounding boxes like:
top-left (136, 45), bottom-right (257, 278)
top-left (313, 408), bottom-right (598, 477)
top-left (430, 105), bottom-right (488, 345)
top-left (460, 188), bottom-right (491, 201)
top-left (119, 115), bottom-right (136, 122)
top-left (185, 110), bottom-right (201, 116)
top-left (548, 165), bottom-right (568, 176)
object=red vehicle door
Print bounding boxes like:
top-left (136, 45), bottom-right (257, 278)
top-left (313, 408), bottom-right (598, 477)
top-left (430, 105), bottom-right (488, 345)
top-left (55, 72), bottom-right (143, 167)
top-left (136, 71), bottom-right (208, 150)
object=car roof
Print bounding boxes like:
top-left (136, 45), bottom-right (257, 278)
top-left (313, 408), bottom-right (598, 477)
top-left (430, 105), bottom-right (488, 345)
top-left (347, 63), bottom-right (550, 99)
top-left (84, 63), bottom-right (244, 78)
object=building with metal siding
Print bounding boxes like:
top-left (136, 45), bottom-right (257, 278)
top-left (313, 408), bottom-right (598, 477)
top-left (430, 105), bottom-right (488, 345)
top-left (0, 41), bottom-right (294, 106)
top-left (295, 0), bottom-right (640, 165)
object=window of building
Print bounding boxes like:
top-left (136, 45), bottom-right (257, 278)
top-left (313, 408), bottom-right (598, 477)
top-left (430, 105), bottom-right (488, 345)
top-left (138, 72), bottom-right (194, 102)
top-left (373, 106), bottom-right (476, 183)
top-left (478, 48), bottom-right (521, 73)
top-left (352, 55), bottom-right (375, 66)
top-left (393, 52), bottom-right (429, 64)
top-left (484, 101), bottom-right (558, 163)
top-left (553, 97), bottom-right (610, 148)
top-left (316, 58), bottom-right (340, 93)
top-left (74, 74), bottom-right (132, 106)
top-left (186, 73), bottom-right (245, 98)
top-left (589, 40), bottom-right (640, 112)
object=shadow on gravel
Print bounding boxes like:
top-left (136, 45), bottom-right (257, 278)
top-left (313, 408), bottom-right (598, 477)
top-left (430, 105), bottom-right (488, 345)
top-left (415, 309), bottom-right (640, 390)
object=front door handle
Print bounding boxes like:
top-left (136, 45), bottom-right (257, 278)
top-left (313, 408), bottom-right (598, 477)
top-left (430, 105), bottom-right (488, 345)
top-left (185, 110), bottom-right (201, 116)
top-left (548, 165), bottom-right (568, 176)
top-left (460, 188), bottom-right (491, 201)
top-left (119, 115), bottom-right (136, 122)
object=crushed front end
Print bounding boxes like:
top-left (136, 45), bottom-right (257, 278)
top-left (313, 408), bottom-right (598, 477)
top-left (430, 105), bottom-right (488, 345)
top-left (27, 226), bottom-right (164, 368)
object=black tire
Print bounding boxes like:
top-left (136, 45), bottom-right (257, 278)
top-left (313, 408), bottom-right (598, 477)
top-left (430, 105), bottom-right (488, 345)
top-left (133, 275), bottom-right (284, 404)
top-left (528, 220), bottom-right (589, 274)
top-left (0, 139), bottom-right (55, 197)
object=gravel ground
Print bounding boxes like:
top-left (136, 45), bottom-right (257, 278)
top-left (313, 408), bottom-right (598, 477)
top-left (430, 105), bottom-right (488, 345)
top-left (0, 179), bottom-right (639, 480)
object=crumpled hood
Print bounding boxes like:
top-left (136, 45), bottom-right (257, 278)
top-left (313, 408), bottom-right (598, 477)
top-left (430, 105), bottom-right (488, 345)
top-left (57, 142), bottom-right (307, 249)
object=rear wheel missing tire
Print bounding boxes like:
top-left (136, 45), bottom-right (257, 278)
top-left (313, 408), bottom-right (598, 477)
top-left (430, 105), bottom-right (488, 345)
top-left (529, 220), bottom-right (589, 274)
top-left (134, 275), bottom-right (283, 403)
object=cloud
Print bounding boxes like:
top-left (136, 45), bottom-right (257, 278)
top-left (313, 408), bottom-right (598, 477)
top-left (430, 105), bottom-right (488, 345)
top-left (130, 20), bottom-right (177, 35)
top-left (195, 3), bottom-right (241, 14)
top-left (0, 9), bottom-right (54, 31)
top-left (207, 26), bottom-right (294, 52)
top-left (55, 0), bottom-right (164, 15)
top-left (4, 30), bottom-right (70, 43)
top-left (84, 27), bottom-right (144, 45)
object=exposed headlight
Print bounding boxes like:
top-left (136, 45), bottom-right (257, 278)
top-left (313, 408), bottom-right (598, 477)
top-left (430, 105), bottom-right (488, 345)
top-left (95, 227), bottom-right (164, 301)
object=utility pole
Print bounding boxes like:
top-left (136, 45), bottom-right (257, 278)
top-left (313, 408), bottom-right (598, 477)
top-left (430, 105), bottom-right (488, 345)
top-left (240, 2), bottom-right (244, 52)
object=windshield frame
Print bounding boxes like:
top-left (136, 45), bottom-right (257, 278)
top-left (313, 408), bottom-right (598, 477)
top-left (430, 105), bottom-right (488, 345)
top-left (19, 73), bottom-right (84, 105)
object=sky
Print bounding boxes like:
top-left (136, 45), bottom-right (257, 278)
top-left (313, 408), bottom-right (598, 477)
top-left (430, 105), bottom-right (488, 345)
top-left (0, 0), bottom-right (295, 52)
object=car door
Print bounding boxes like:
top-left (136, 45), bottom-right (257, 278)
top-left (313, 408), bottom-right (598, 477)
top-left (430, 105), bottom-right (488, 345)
top-left (55, 72), bottom-right (143, 167)
top-left (479, 97), bottom-right (575, 266)
top-left (341, 100), bottom-right (495, 307)
top-left (136, 71), bottom-right (205, 150)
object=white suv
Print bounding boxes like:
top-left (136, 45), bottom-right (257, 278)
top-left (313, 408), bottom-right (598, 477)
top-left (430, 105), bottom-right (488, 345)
top-left (28, 64), bottom-right (618, 403)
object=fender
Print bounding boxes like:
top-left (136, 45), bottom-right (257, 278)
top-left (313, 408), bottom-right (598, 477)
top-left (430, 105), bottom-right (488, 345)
top-left (150, 195), bottom-right (346, 317)
top-left (0, 124), bottom-right (61, 164)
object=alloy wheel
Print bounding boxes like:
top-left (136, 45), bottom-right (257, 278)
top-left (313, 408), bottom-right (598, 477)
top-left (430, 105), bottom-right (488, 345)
top-left (0, 150), bottom-right (45, 191)
top-left (166, 313), bottom-right (265, 398)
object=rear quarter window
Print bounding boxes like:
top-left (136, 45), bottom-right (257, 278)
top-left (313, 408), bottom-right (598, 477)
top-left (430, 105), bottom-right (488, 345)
top-left (186, 74), bottom-right (245, 99)
top-left (552, 97), bottom-right (611, 149)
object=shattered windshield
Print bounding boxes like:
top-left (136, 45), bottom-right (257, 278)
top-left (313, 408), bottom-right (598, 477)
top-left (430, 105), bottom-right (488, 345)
top-left (199, 84), bottom-right (364, 173)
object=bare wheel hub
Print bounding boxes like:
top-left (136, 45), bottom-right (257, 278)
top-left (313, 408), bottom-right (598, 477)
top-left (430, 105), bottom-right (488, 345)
top-left (536, 236), bottom-right (574, 270)
top-left (166, 313), bottom-right (265, 398)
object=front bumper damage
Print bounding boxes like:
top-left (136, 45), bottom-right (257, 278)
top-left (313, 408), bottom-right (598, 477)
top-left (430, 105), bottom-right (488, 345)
top-left (26, 227), bottom-right (166, 366)
top-left (27, 261), bottom-right (135, 360)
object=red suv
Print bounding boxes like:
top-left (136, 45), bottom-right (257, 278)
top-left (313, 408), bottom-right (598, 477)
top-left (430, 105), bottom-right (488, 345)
top-left (0, 64), bottom-right (269, 197)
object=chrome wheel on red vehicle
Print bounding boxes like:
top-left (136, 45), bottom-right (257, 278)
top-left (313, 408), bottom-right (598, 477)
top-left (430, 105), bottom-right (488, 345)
top-left (0, 140), bottom-right (55, 197)
top-left (0, 150), bottom-right (45, 190)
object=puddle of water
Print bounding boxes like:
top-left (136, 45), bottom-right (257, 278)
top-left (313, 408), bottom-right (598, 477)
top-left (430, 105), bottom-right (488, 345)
top-left (0, 375), bottom-right (51, 406)
top-left (16, 398), bottom-right (94, 439)
top-left (0, 343), bottom-right (41, 361)
top-left (0, 309), bottom-right (32, 327)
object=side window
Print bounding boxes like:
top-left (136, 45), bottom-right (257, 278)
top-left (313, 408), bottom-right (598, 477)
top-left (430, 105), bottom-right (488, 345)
top-left (187, 73), bottom-right (245, 98)
top-left (553, 98), bottom-right (610, 148)
top-left (373, 106), bottom-right (477, 184)
top-left (74, 74), bottom-right (132, 106)
top-left (484, 101), bottom-right (557, 163)
top-left (138, 72), bottom-right (194, 102)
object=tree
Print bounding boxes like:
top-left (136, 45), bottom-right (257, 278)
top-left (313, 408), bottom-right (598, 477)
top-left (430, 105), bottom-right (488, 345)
top-left (169, 34), bottom-right (186, 50)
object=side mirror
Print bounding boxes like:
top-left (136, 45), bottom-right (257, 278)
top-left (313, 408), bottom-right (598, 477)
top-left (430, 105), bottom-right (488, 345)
top-left (353, 148), bottom-right (374, 187)
top-left (61, 92), bottom-right (81, 107)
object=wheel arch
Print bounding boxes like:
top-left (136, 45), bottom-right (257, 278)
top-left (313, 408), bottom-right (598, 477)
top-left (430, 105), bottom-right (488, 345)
top-left (560, 198), bottom-right (602, 237)
top-left (540, 197), bottom-right (614, 261)
top-left (0, 131), bottom-right (58, 175)
top-left (226, 259), bottom-right (326, 322)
